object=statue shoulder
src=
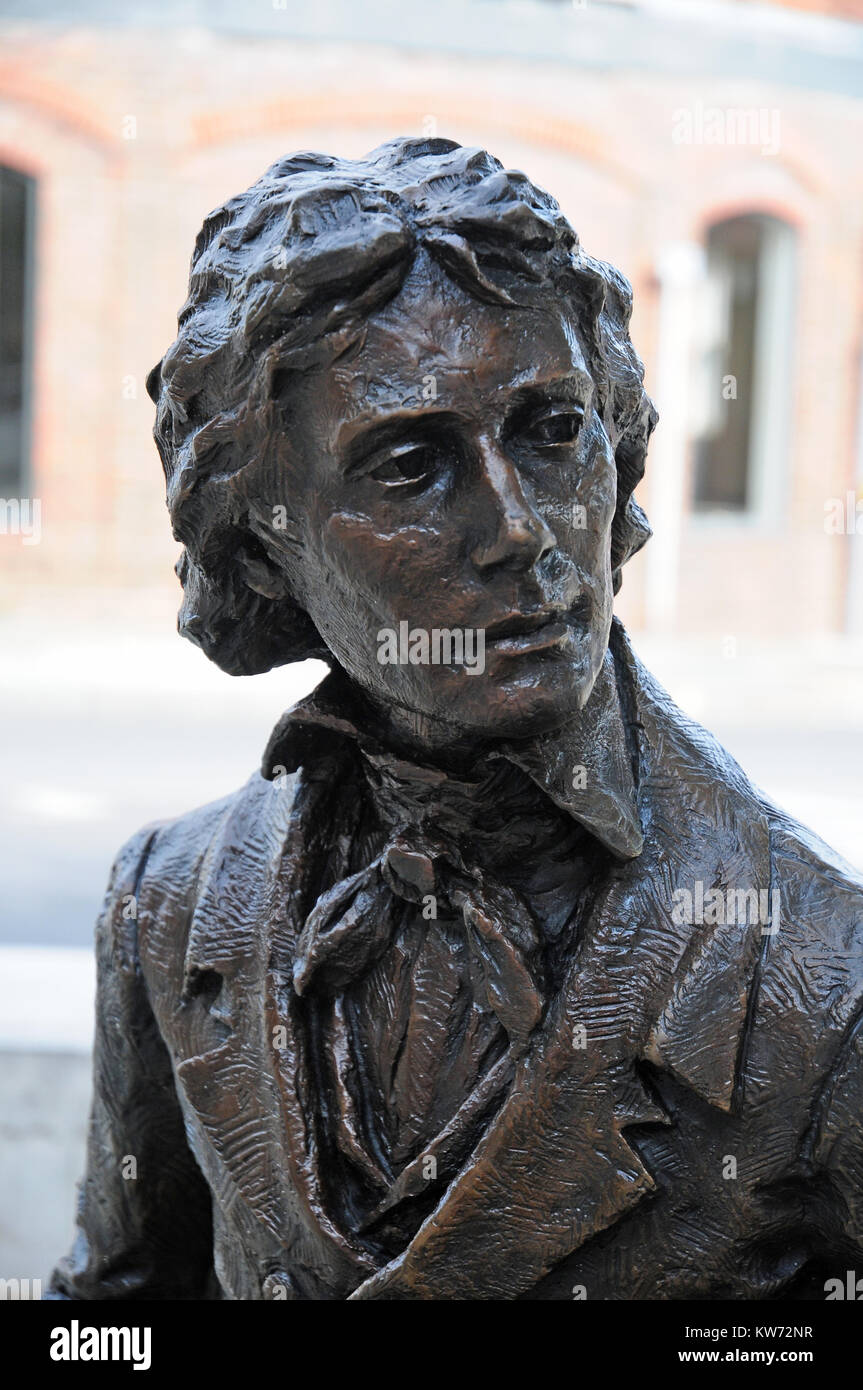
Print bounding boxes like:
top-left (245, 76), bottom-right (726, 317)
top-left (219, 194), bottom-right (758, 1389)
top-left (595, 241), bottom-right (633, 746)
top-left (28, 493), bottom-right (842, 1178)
top-left (736, 813), bottom-right (863, 1165)
top-left (102, 769), bottom-right (307, 945)
top-left (761, 809), bottom-right (863, 1025)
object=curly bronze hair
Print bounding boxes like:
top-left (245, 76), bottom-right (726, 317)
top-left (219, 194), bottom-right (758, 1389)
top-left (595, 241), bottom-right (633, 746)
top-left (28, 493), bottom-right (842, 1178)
top-left (148, 137), bottom-right (657, 676)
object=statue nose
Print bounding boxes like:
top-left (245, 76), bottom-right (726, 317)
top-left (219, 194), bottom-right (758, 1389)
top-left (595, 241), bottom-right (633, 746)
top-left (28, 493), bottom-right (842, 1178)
top-left (470, 448), bottom-right (556, 574)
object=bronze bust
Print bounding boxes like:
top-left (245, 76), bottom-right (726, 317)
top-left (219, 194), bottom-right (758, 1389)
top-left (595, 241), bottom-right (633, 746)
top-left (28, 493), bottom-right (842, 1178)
top-left (50, 138), bottom-right (863, 1301)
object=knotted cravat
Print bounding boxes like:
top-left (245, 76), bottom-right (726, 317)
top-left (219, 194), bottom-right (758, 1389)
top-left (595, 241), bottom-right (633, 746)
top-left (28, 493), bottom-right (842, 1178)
top-left (293, 822), bottom-right (544, 1053)
top-left (292, 743), bottom-right (557, 1051)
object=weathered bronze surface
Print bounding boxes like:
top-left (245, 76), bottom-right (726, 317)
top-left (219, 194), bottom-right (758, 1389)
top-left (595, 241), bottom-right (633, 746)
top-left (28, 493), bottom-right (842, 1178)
top-left (51, 140), bottom-right (863, 1301)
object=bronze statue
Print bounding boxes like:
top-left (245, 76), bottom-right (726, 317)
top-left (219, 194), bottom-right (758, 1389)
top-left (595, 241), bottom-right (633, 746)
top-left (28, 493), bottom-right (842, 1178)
top-left (50, 139), bottom-right (863, 1301)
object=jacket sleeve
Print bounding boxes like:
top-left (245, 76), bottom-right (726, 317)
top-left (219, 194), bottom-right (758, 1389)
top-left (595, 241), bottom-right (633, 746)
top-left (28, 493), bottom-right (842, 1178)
top-left (48, 825), bottom-right (216, 1300)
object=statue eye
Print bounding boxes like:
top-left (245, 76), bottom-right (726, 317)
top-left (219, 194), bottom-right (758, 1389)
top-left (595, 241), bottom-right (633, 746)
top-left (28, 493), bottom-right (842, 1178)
top-left (368, 443), bottom-right (438, 487)
top-left (522, 407), bottom-right (584, 447)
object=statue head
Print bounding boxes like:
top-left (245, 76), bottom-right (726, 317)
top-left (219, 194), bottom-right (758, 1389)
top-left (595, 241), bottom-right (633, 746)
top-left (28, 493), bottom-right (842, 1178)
top-left (148, 137), bottom-right (656, 740)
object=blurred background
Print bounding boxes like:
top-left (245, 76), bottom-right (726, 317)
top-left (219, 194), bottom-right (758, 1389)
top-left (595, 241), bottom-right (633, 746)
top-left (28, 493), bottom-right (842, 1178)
top-left (2, 0), bottom-right (863, 1290)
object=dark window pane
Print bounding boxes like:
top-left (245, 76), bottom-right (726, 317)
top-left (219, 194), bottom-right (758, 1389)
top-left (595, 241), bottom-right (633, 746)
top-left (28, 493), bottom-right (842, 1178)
top-left (0, 165), bottom-right (35, 496)
top-left (693, 215), bottom-right (763, 513)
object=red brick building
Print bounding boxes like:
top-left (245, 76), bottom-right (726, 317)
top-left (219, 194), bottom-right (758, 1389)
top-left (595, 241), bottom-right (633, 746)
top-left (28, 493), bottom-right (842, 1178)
top-left (1, 0), bottom-right (862, 638)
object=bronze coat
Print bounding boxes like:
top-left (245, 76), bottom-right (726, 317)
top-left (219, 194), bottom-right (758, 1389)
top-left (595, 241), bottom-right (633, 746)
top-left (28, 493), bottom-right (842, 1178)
top-left (51, 626), bottom-right (863, 1301)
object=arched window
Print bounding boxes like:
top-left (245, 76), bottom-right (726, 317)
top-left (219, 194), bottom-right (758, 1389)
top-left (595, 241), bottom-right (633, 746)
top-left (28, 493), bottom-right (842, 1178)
top-left (0, 164), bottom-right (36, 497)
top-left (691, 213), bottom-right (795, 519)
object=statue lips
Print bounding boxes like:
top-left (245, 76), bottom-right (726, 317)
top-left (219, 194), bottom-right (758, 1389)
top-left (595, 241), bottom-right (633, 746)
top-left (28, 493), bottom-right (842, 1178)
top-left (484, 603), bottom-right (586, 657)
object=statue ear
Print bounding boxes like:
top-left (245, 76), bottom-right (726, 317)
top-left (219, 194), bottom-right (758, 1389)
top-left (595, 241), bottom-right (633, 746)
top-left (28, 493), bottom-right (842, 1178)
top-left (246, 504), bottom-right (304, 566)
top-left (240, 549), bottom-right (292, 601)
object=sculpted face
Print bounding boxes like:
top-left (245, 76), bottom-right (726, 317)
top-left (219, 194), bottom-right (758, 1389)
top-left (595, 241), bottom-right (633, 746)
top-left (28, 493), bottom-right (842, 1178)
top-left (271, 252), bottom-right (617, 741)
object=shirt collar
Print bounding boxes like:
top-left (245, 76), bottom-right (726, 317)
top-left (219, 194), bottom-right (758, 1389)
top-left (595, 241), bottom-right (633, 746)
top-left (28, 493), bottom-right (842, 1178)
top-left (262, 638), bottom-right (643, 862)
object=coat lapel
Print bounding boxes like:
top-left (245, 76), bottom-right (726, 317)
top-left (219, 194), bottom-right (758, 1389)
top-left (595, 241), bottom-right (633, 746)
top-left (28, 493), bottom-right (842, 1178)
top-left (349, 890), bottom-right (670, 1299)
top-left (618, 625), bottom-right (774, 1113)
top-left (172, 777), bottom-right (288, 1244)
top-left (175, 767), bottom-right (379, 1293)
